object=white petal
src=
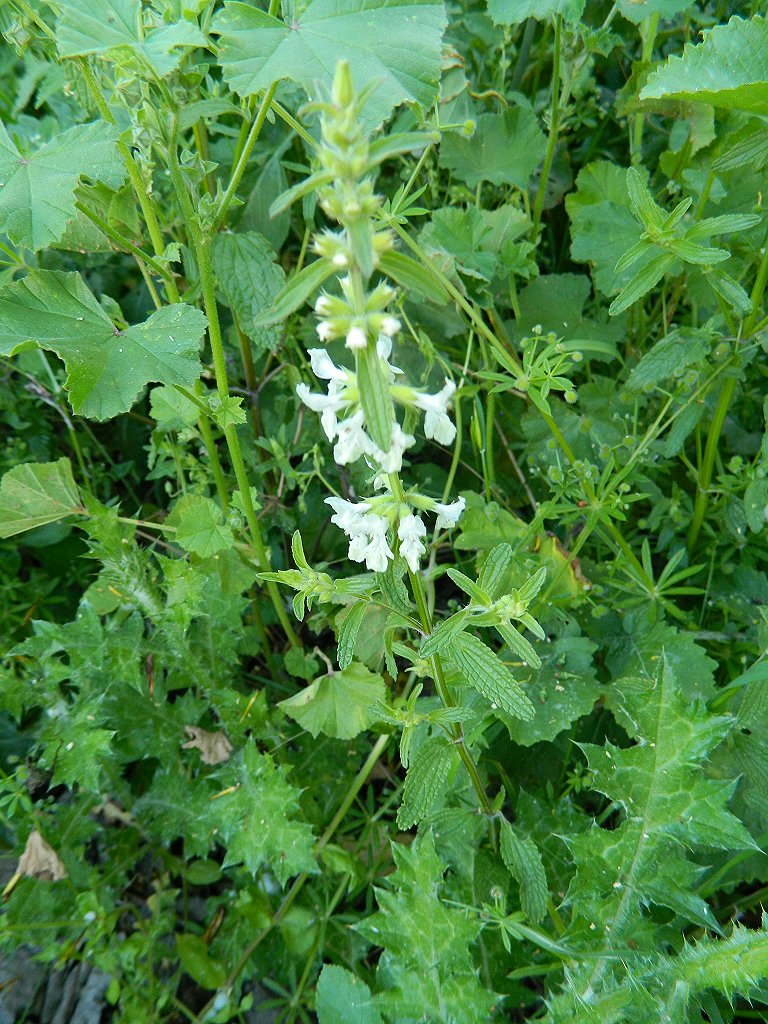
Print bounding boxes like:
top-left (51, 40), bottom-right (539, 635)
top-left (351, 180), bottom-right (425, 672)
top-left (346, 325), bottom-right (368, 350)
top-left (308, 348), bottom-right (347, 381)
top-left (433, 496), bottom-right (466, 528)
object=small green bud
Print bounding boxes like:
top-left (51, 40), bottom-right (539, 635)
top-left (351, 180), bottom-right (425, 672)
top-left (332, 60), bottom-right (355, 109)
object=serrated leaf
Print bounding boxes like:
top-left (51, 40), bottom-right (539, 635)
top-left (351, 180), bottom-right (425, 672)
top-left (624, 328), bottom-right (711, 394)
top-left (211, 232), bottom-right (286, 357)
top-left (420, 610), bottom-right (471, 659)
top-left (609, 251), bottom-right (676, 315)
top-left (336, 601), bottom-right (368, 669)
top-left (500, 819), bottom-right (548, 923)
top-left (279, 663), bottom-right (385, 740)
top-left (440, 108), bottom-right (546, 189)
top-left (253, 258), bottom-right (336, 327)
top-left (487, 0), bottom-right (585, 25)
top-left (397, 736), bottom-right (457, 829)
top-left (213, 0), bottom-right (447, 129)
top-left (444, 632), bottom-right (535, 721)
top-left (355, 831), bottom-right (495, 1023)
top-left (316, 965), bottom-right (383, 1024)
top-left (170, 495), bottom-right (234, 557)
top-left (641, 15), bottom-right (768, 115)
top-left (0, 271), bottom-right (205, 420)
top-left (0, 458), bottom-right (83, 539)
top-left (56, 0), bottom-right (206, 78)
top-left (477, 543), bottom-right (514, 598)
top-left (0, 120), bottom-right (125, 250)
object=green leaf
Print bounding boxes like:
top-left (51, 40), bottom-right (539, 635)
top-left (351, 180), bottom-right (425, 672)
top-left (279, 663), bottom-right (386, 740)
top-left (487, 0), bottom-right (585, 25)
top-left (439, 108), bottom-right (546, 189)
top-left (56, 0), bottom-right (206, 78)
top-left (212, 741), bottom-right (316, 884)
top-left (624, 327), bottom-right (711, 394)
top-left (213, 0), bottom-right (447, 128)
top-left (420, 610), bottom-right (471, 659)
top-left (609, 251), bottom-right (676, 315)
top-left (625, 166), bottom-right (665, 230)
top-left (499, 636), bottom-right (601, 745)
top-left (170, 495), bottom-right (234, 557)
top-left (253, 258), bottom-right (336, 327)
top-left (377, 250), bottom-right (450, 304)
top-left (396, 736), bottom-right (457, 829)
top-left (211, 231), bottom-right (286, 357)
top-left (316, 965), bottom-right (383, 1024)
top-left (0, 120), bottom-right (125, 250)
top-left (0, 458), bottom-right (83, 539)
top-left (175, 934), bottom-right (227, 991)
top-left (617, 0), bottom-right (694, 25)
top-left (444, 632), bottom-right (535, 721)
top-left (336, 601), bottom-right (369, 670)
top-left (477, 543), bottom-right (514, 598)
top-left (0, 271), bottom-right (205, 420)
top-left (357, 342), bottom-right (393, 451)
top-left (641, 15), bottom-right (768, 115)
top-left (500, 819), bottom-right (548, 923)
top-left (744, 479), bottom-right (768, 533)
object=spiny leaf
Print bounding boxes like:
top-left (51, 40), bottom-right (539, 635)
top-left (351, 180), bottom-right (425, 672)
top-left (213, 0), bottom-right (447, 129)
top-left (0, 458), bottom-right (83, 539)
top-left (641, 14), bottom-right (768, 115)
top-left (0, 271), bottom-right (205, 420)
top-left (0, 120), bottom-right (125, 251)
top-left (396, 736), bottom-right (457, 829)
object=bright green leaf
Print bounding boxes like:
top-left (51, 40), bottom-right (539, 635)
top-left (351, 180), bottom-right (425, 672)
top-left (170, 495), bottom-right (234, 557)
top-left (0, 271), bottom-right (205, 420)
top-left (397, 736), bottom-right (457, 829)
top-left (279, 663), bottom-right (386, 740)
top-left (439, 108), bottom-right (546, 189)
top-left (316, 965), bottom-right (383, 1024)
top-left (500, 819), bottom-right (548, 923)
top-left (0, 458), bottom-right (83, 539)
top-left (0, 120), bottom-right (125, 250)
top-left (211, 232), bottom-right (286, 358)
top-left (444, 632), bottom-right (535, 721)
top-left (487, 0), bottom-right (585, 25)
top-left (641, 15), bottom-right (768, 115)
top-left (213, 0), bottom-right (447, 128)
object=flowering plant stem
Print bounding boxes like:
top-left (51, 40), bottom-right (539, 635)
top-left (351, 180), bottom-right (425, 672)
top-left (167, 128), bottom-right (299, 648)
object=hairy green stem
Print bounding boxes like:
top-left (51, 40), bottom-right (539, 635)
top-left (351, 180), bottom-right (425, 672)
top-left (630, 13), bottom-right (659, 165)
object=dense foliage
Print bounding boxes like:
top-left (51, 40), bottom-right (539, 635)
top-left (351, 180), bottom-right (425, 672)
top-left (2, 1), bottom-right (768, 1021)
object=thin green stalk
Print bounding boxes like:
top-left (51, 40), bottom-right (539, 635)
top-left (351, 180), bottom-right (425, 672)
top-left (167, 134), bottom-right (299, 645)
top-left (686, 373), bottom-right (738, 552)
top-left (630, 13), bottom-right (659, 165)
top-left (745, 224), bottom-right (768, 335)
top-left (214, 82), bottom-right (280, 230)
top-left (531, 15), bottom-right (563, 240)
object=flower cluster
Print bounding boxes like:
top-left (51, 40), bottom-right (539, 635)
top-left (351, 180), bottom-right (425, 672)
top-left (294, 62), bottom-right (465, 574)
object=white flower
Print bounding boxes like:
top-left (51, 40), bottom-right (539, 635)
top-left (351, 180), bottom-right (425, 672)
top-left (297, 379), bottom-right (348, 440)
top-left (332, 251), bottom-right (348, 267)
top-left (317, 320), bottom-right (336, 342)
top-left (433, 496), bottom-right (465, 528)
top-left (315, 295), bottom-right (333, 316)
top-left (381, 315), bottom-right (401, 337)
top-left (372, 422), bottom-right (414, 473)
top-left (346, 325), bottom-right (368, 350)
top-left (326, 496), bottom-right (370, 534)
top-left (413, 380), bottom-right (457, 445)
top-left (308, 348), bottom-right (348, 382)
top-left (398, 514), bottom-right (426, 572)
top-left (325, 498), bottom-right (393, 572)
top-left (376, 334), bottom-right (403, 377)
top-left (334, 409), bottom-right (375, 465)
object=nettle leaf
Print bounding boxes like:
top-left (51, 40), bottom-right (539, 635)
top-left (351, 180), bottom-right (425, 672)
top-left (279, 663), bottom-right (386, 740)
top-left (0, 458), bottom-right (83, 539)
top-left (316, 965), bottom-right (383, 1024)
top-left (500, 819), bottom-right (548, 924)
top-left (487, 0), bottom-right (585, 25)
top-left (396, 735), bottom-right (457, 829)
top-left (440, 107), bottom-right (546, 189)
top-left (211, 741), bottom-right (316, 884)
top-left (56, 0), bottom-right (206, 78)
top-left (0, 120), bottom-right (125, 250)
top-left (624, 327), bottom-right (712, 394)
top-left (444, 632), bottom-right (535, 721)
top-left (213, 0), bottom-right (447, 128)
top-left (169, 494), bottom-right (235, 557)
top-left (356, 831), bottom-right (496, 1024)
top-left (0, 271), bottom-right (205, 420)
top-left (211, 231), bottom-right (286, 357)
top-left (641, 15), bottom-right (768, 115)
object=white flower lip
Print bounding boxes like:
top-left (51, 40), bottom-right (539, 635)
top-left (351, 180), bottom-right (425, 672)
top-left (398, 513), bottom-right (427, 572)
top-left (413, 379), bottom-right (457, 446)
top-left (433, 496), bottom-right (466, 528)
top-left (324, 497), bottom-right (393, 572)
top-left (346, 325), bottom-right (368, 350)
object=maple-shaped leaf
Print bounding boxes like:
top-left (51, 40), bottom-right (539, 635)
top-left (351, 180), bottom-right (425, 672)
top-left (56, 0), bottom-right (206, 78)
top-left (356, 831), bottom-right (497, 1023)
top-left (0, 271), bottom-right (205, 420)
top-left (278, 663), bottom-right (386, 740)
top-left (210, 741), bottom-right (316, 885)
top-left (0, 120), bottom-right (125, 250)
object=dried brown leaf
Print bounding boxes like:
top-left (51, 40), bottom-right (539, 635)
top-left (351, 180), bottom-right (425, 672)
top-left (17, 830), bottom-right (67, 881)
top-left (182, 726), bottom-right (233, 765)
